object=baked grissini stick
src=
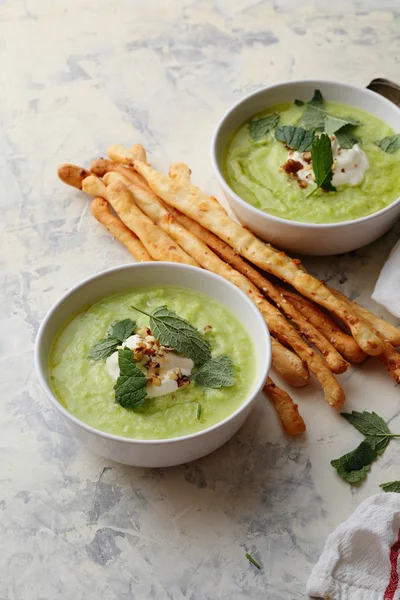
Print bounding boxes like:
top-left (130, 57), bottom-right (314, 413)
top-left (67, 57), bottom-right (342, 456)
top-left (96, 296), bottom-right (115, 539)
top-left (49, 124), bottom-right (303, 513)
top-left (102, 171), bottom-right (344, 407)
top-left (328, 289), bottom-right (400, 384)
top-left (264, 377), bottom-right (306, 436)
top-left (329, 287), bottom-right (400, 347)
top-left (58, 165), bottom-right (308, 389)
top-left (276, 288), bottom-right (366, 364)
top-left (81, 175), bottom-right (199, 267)
top-left (128, 155), bottom-right (383, 356)
top-left (58, 164), bottom-right (92, 189)
top-left (90, 197), bottom-right (153, 262)
top-left (90, 158), bottom-right (150, 191)
top-left (271, 338), bottom-right (309, 388)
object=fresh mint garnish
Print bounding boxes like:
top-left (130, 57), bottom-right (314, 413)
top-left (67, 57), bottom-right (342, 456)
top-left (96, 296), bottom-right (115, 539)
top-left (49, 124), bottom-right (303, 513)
top-left (193, 355), bottom-right (235, 388)
top-left (324, 114), bottom-right (361, 136)
top-left (308, 133), bottom-right (336, 196)
top-left (331, 411), bottom-right (400, 485)
top-left (88, 318), bottom-right (137, 361)
top-left (275, 125), bottom-right (315, 152)
top-left (375, 134), bottom-right (400, 153)
top-left (132, 305), bottom-right (211, 365)
top-left (335, 125), bottom-right (360, 149)
top-left (249, 113), bottom-right (280, 141)
top-left (380, 481), bottom-right (400, 493)
top-left (331, 440), bottom-right (377, 484)
top-left (114, 347), bottom-right (148, 409)
top-left (294, 99), bottom-right (304, 106)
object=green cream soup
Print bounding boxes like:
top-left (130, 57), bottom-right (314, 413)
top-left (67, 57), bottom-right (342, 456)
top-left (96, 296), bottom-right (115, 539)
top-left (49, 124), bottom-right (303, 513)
top-left (50, 286), bottom-right (255, 440)
top-left (224, 101), bottom-right (400, 223)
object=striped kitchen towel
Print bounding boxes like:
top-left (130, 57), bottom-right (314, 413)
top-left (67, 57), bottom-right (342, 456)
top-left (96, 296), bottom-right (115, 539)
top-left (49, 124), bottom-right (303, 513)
top-left (307, 493), bottom-right (400, 599)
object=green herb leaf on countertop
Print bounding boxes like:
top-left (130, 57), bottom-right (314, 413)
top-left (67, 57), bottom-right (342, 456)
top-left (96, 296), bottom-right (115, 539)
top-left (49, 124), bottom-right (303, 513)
top-left (249, 113), bottom-right (280, 141)
top-left (275, 125), bottom-right (315, 152)
top-left (331, 440), bottom-right (378, 484)
top-left (380, 481), bottom-right (400, 493)
top-left (88, 318), bottom-right (137, 361)
top-left (324, 114), bottom-right (361, 136)
top-left (340, 411), bottom-right (399, 455)
top-left (335, 125), bottom-right (360, 149)
top-left (245, 553), bottom-right (261, 569)
top-left (193, 355), bottom-right (235, 388)
top-left (132, 305), bottom-right (211, 365)
top-left (375, 134), bottom-right (400, 153)
top-left (114, 347), bottom-right (148, 409)
top-left (294, 99), bottom-right (304, 106)
top-left (308, 133), bottom-right (336, 195)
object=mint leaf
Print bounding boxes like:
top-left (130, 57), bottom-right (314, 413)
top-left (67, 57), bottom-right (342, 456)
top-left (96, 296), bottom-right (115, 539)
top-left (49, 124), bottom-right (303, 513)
top-left (114, 347), bottom-right (148, 409)
top-left (380, 481), bottom-right (400, 493)
top-left (193, 355), bottom-right (235, 388)
top-left (133, 305), bottom-right (211, 365)
top-left (341, 411), bottom-right (391, 438)
top-left (88, 318), bottom-right (137, 361)
top-left (375, 134), bottom-right (400, 153)
top-left (331, 441), bottom-right (377, 484)
top-left (308, 133), bottom-right (336, 195)
top-left (294, 99), bottom-right (304, 106)
top-left (249, 113), bottom-right (280, 141)
top-left (110, 318), bottom-right (136, 342)
top-left (335, 125), bottom-right (360, 149)
top-left (299, 89), bottom-right (325, 130)
top-left (275, 125), bottom-right (315, 151)
top-left (324, 114), bottom-right (361, 135)
top-left (87, 337), bottom-right (120, 361)
top-left (364, 435), bottom-right (391, 456)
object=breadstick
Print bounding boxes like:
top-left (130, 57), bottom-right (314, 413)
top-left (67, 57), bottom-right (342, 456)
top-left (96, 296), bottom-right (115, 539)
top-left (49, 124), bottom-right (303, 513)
top-left (329, 288), bottom-right (400, 347)
top-left (82, 176), bottom-right (199, 267)
top-left (159, 206), bottom-right (349, 374)
top-left (328, 289), bottom-right (400, 384)
top-left (271, 338), bottom-right (309, 387)
top-left (264, 377), bottom-right (306, 435)
top-left (90, 158), bottom-right (150, 191)
top-left (277, 288), bottom-right (366, 364)
top-left (130, 156), bottom-right (383, 357)
top-left (107, 143), bottom-right (146, 166)
top-left (57, 164), bottom-right (92, 189)
top-left (104, 171), bottom-right (344, 407)
top-left (90, 197), bottom-right (152, 262)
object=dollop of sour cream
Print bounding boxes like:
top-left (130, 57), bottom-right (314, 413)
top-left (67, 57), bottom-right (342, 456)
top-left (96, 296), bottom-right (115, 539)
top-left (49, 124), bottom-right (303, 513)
top-left (106, 331), bottom-right (194, 398)
top-left (286, 134), bottom-right (369, 188)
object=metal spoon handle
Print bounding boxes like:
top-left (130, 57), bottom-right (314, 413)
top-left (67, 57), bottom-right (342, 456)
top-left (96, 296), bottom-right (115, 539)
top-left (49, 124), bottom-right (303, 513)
top-left (367, 78), bottom-right (400, 107)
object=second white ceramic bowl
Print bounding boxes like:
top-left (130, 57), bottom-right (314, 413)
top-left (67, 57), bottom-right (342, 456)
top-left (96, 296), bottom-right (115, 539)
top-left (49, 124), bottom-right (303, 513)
top-left (211, 80), bottom-right (400, 256)
top-left (34, 263), bottom-right (271, 467)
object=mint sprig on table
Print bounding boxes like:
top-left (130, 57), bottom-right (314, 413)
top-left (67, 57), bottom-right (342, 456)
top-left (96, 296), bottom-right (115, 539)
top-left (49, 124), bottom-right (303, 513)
top-left (380, 481), bottom-right (400, 493)
top-left (249, 113), bottom-right (280, 141)
top-left (331, 411), bottom-right (400, 484)
top-left (114, 347), bottom-right (148, 408)
top-left (307, 133), bottom-right (336, 196)
top-left (88, 318), bottom-right (136, 360)
top-left (375, 133), bottom-right (400, 153)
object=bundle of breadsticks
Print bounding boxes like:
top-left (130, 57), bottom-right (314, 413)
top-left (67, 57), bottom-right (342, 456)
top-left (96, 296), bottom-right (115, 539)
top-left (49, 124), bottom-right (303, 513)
top-left (57, 144), bottom-right (400, 436)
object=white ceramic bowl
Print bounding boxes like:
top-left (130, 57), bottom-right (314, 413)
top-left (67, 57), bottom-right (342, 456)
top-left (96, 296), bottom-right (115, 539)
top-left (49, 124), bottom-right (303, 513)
top-left (211, 79), bottom-right (400, 256)
top-left (34, 263), bottom-right (271, 467)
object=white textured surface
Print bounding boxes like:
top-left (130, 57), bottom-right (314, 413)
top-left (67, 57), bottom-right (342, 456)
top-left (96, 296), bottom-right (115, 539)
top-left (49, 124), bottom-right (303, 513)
top-left (1, 1), bottom-right (400, 598)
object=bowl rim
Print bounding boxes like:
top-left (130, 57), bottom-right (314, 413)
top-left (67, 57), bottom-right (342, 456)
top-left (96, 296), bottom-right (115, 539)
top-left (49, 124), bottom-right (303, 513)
top-left (34, 262), bottom-right (271, 446)
top-left (210, 78), bottom-right (400, 229)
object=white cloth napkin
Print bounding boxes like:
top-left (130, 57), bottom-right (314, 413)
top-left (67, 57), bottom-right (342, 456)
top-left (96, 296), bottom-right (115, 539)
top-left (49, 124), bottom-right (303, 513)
top-left (372, 240), bottom-right (400, 319)
top-left (307, 493), bottom-right (400, 599)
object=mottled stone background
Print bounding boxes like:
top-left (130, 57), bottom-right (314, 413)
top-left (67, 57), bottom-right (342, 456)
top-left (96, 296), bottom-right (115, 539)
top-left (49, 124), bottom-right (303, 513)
top-left (1, 1), bottom-right (400, 598)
